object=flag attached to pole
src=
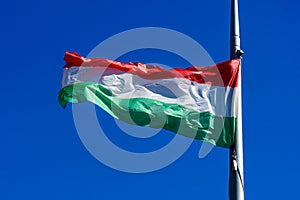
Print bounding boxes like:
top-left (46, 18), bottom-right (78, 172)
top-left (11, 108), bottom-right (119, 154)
top-left (58, 52), bottom-right (240, 148)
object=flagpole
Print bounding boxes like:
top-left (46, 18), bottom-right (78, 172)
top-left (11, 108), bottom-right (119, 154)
top-left (229, 0), bottom-right (244, 200)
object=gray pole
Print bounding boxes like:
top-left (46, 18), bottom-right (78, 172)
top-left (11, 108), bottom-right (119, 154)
top-left (229, 0), bottom-right (244, 200)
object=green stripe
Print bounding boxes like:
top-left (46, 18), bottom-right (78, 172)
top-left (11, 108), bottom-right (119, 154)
top-left (58, 82), bottom-right (236, 148)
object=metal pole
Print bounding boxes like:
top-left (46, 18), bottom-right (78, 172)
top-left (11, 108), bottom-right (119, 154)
top-left (229, 0), bottom-right (244, 200)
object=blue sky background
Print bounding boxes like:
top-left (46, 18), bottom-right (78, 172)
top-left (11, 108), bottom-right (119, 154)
top-left (1, 0), bottom-right (300, 199)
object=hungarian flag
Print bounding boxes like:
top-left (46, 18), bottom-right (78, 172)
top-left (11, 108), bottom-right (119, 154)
top-left (58, 52), bottom-right (240, 148)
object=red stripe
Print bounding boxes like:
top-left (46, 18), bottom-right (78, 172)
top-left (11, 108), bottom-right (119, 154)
top-left (63, 52), bottom-right (240, 87)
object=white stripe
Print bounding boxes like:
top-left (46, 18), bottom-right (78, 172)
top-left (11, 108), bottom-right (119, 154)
top-left (62, 67), bottom-right (120, 87)
top-left (62, 67), bottom-right (238, 117)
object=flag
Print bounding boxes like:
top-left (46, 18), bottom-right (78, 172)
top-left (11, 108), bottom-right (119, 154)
top-left (58, 52), bottom-right (240, 148)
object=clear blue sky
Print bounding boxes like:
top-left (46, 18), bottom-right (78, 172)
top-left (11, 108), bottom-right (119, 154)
top-left (1, 0), bottom-right (299, 199)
